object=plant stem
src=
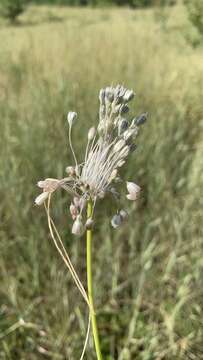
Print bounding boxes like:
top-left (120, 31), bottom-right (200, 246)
top-left (86, 201), bottom-right (103, 360)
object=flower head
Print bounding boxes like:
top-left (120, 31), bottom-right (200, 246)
top-left (35, 85), bottom-right (147, 232)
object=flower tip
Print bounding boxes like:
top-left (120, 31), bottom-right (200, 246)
top-left (88, 127), bottom-right (96, 141)
top-left (67, 111), bottom-right (77, 126)
top-left (71, 215), bottom-right (85, 236)
top-left (35, 191), bottom-right (49, 206)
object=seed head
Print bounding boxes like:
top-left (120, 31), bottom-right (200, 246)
top-left (35, 85), bottom-right (147, 233)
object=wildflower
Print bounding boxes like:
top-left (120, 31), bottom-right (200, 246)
top-left (35, 85), bottom-right (147, 231)
top-left (35, 85), bottom-right (147, 360)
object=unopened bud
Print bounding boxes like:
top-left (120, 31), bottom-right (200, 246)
top-left (67, 111), bottom-right (77, 126)
top-left (35, 191), bottom-right (49, 206)
top-left (118, 118), bottom-right (128, 135)
top-left (88, 127), bottom-right (96, 141)
top-left (70, 203), bottom-right (78, 220)
top-left (126, 181), bottom-right (141, 201)
top-left (72, 215), bottom-right (85, 236)
top-left (85, 218), bottom-right (94, 230)
top-left (120, 104), bottom-right (129, 115)
top-left (109, 169), bottom-right (118, 182)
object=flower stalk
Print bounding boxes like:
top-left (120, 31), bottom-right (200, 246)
top-left (86, 201), bottom-right (103, 360)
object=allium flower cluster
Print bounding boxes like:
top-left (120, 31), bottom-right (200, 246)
top-left (35, 85), bottom-right (147, 236)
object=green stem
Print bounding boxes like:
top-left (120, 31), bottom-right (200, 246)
top-left (86, 201), bottom-right (103, 360)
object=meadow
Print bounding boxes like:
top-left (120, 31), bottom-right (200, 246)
top-left (0, 3), bottom-right (203, 359)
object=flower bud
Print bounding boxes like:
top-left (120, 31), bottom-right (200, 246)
top-left (85, 217), bottom-right (94, 230)
top-left (88, 127), bottom-right (96, 141)
top-left (70, 203), bottom-right (78, 220)
top-left (109, 169), bottom-right (118, 182)
top-left (111, 214), bottom-right (122, 229)
top-left (35, 191), bottom-right (49, 206)
top-left (72, 215), bottom-right (85, 236)
top-left (120, 104), bottom-right (129, 115)
top-left (118, 118), bottom-right (128, 135)
top-left (123, 89), bottom-right (134, 102)
top-left (135, 113), bottom-right (148, 126)
top-left (67, 111), bottom-right (77, 126)
top-left (105, 87), bottom-right (114, 102)
top-left (126, 182), bottom-right (141, 200)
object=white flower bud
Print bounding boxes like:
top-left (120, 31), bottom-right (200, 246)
top-left (67, 111), bottom-right (77, 126)
top-left (35, 191), bottom-right (49, 206)
top-left (109, 169), bottom-right (118, 182)
top-left (117, 160), bottom-right (125, 168)
top-left (126, 182), bottom-right (141, 200)
top-left (71, 215), bottom-right (85, 236)
top-left (88, 127), bottom-right (96, 141)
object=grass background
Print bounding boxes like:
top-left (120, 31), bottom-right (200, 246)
top-left (0, 3), bottom-right (203, 359)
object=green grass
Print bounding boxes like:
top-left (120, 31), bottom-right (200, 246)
top-left (0, 4), bottom-right (203, 359)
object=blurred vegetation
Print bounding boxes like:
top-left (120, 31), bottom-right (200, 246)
top-left (0, 0), bottom-right (27, 23)
top-left (19, 0), bottom-right (177, 7)
top-left (0, 3), bottom-right (203, 360)
top-left (184, 0), bottom-right (203, 36)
